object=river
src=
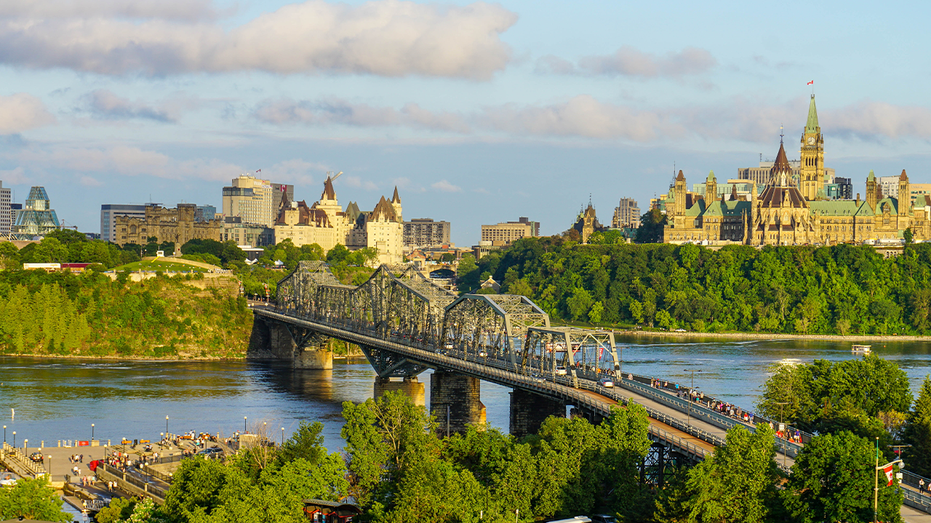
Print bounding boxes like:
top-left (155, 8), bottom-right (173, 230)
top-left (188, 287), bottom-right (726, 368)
top-left (1, 337), bottom-right (930, 452)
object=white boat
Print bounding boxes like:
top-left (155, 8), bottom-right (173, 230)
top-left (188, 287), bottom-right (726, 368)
top-left (852, 344), bottom-right (871, 354)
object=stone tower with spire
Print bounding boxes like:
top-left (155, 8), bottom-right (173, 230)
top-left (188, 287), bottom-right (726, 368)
top-left (799, 94), bottom-right (825, 201)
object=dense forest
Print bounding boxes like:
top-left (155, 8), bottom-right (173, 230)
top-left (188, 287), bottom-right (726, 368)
top-left (457, 233), bottom-right (931, 335)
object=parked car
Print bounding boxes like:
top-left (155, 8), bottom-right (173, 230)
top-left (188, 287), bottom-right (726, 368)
top-left (197, 447), bottom-right (223, 459)
top-left (478, 351), bottom-right (488, 358)
top-left (598, 377), bottom-right (615, 388)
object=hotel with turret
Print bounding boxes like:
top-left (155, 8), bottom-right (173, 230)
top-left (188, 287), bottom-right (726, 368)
top-left (662, 95), bottom-right (930, 246)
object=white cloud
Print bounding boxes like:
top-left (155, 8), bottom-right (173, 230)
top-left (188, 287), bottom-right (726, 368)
top-left (0, 0), bottom-right (217, 21)
top-left (0, 0), bottom-right (516, 79)
top-left (0, 166), bottom-right (28, 184)
top-left (16, 145), bottom-right (241, 181)
top-left (431, 180), bottom-right (462, 192)
top-left (79, 175), bottom-right (103, 186)
top-left (0, 93), bottom-right (56, 134)
top-left (343, 175), bottom-right (379, 191)
top-left (254, 97), bottom-right (469, 132)
top-left (479, 95), bottom-right (681, 141)
top-left (268, 159), bottom-right (330, 187)
top-left (826, 101), bottom-right (931, 140)
top-left (84, 89), bottom-right (178, 122)
top-left (538, 46), bottom-right (717, 78)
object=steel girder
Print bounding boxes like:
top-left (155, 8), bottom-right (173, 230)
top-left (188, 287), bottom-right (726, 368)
top-left (357, 343), bottom-right (430, 378)
top-left (524, 326), bottom-right (620, 388)
top-left (441, 294), bottom-right (550, 369)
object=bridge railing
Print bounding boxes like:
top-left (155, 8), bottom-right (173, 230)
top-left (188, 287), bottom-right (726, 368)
top-left (620, 374), bottom-right (805, 459)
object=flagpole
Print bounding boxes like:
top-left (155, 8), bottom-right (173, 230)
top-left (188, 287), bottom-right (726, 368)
top-left (874, 436), bottom-right (879, 523)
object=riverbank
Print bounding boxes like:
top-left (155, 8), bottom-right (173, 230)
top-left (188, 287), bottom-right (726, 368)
top-left (617, 329), bottom-right (931, 343)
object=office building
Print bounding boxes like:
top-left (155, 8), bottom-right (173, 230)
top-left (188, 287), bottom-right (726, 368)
top-left (222, 216), bottom-right (274, 247)
top-left (100, 204), bottom-right (148, 243)
top-left (404, 218), bottom-right (451, 248)
top-left (222, 175), bottom-right (292, 227)
top-left (0, 181), bottom-right (10, 238)
top-left (611, 198), bottom-right (640, 229)
top-left (195, 205), bottom-right (217, 223)
top-left (480, 217), bottom-right (539, 246)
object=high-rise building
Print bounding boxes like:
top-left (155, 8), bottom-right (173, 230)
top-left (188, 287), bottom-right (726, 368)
top-left (403, 218), bottom-right (451, 248)
top-left (480, 217), bottom-right (538, 246)
top-left (222, 175), bottom-right (291, 227)
top-left (100, 204), bottom-right (148, 243)
top-left (11, 186), bottom-right (60, 239)
top-left (611, 198), bottom-right (640, 229)
top-left (195, 205), bottom-right (217, 223)
top-left (0, 181), bottom-right (10, 239)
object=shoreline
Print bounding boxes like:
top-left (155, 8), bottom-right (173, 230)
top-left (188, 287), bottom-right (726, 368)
top-left (615, 329), bottom-right (931, 343)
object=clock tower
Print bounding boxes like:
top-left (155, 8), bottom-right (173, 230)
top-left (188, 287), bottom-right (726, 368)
top-left (799, 94), bottom-right (824, 200)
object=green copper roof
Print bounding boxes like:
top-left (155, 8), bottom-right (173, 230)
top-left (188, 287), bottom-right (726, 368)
top-left (706, 170), bottom-right (716, 182)
top-left (805, 94), bottom-right (819, 134)
top-left (867, 170), bottom-right (876, 182)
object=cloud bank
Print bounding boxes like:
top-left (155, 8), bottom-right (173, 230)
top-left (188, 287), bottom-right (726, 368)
top-left (537, 46), bottom-right (717, 78)
top-left (0, 0), bottom-right (517, 79)
top-left (0, 93), bottom-right (56, 134)
top-left (84, 89), bottom-right (178, 122)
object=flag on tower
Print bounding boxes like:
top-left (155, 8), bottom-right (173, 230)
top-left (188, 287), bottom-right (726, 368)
top-left (807, 80), bottom-right (814, 85)
top-left (256, 169), bottom-right (262, 173)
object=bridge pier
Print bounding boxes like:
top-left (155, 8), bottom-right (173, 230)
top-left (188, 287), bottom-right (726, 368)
top-left (248, 315), bottom-right (332, 369)
top-left (509, 389), bottom-right (566, 438)
top-left (374, 377), bottom-right (426, 407)
top-left (430, 370), bottom-right (486, 436)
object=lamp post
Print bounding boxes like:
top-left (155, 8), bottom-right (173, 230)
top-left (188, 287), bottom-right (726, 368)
top-left (48, 455), bottom-right (52, 480)
top-left (12, 431), bottom-right (15, 447)
top-left (244, 416), bottom-right (247, 433)
top-left (91, 424), bottom-right (95, 441)
top-left (773, 401), bottom-right (789, 470)
top-left (281, 427), bottom-right (284, 447)
top-left (873, 437), bottom-right (906, 523)
top-left (684, 368), bottom-right (701, 429)
top-left (165, 416), bottom-right (169, 436)
top-left (3, 425), bottom-right (5, 444)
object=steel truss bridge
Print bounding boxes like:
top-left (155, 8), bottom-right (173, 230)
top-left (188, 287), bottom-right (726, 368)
top-left (255, 262), bottom-right (931, 515)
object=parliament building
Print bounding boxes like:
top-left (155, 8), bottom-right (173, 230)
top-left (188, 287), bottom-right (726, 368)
top-left (663, 95), bottom-right (929, 246)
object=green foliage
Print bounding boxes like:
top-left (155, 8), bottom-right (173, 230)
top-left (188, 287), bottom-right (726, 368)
top-left (757, 356), bottom-right (912, 435)
top-left (0, 269), bottom-right (252, 357)
top-left (181, 239), bottom-right (245, 266)
top-left (94, 496), bottom-right (140, 523)
top-left (683, 425), bottom-right (783, 523)
top-left (472, 238), bottom-right (931, 333)
top-left (784, 431), bottom-right (903, 523)
top-left (0, 476), bottom-right (71, 522)
top-left (636, 208), bottom-right (667, 243)
top-left (903, 376), bottom-right (931, 477)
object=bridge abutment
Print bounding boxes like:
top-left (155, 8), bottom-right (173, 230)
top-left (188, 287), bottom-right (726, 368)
top-left (374, 377), bottom-right (426, 407)
top-left (509, 389), bottom-right (566, 438)
top-left (430, 370), bottom-right (486, 435)
top-left (294, 348), bottom-right (333, 369)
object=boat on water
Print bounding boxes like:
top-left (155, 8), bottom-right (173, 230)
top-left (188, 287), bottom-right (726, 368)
top-left (852, 344), bottom-right (872, 354)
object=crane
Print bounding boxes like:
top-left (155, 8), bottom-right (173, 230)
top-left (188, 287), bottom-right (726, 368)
top-left (327, 171), bottom-right (343, 182)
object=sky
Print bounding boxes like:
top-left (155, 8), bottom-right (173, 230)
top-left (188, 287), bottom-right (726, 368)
top-left (2, 0), bottom-right (931, 246)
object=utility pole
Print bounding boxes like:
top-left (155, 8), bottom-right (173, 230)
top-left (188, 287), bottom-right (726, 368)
top-left (684, 368), bottom-right (701, 429)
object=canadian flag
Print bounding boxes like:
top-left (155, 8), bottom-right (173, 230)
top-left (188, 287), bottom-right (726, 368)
top-left (883, 464), bottom-right (895, 486)
top-left (807, 80), bottom-right (814, 86)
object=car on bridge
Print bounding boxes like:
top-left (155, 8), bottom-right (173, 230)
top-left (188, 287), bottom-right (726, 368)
top-left (598, 377), bottom-right (615, 388)
top-left (556, 366), bottom-right (567, 375)
top-left (197, 447), bottom-right (223, 459)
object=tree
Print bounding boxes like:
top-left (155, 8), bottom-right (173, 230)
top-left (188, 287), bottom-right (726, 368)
top-left (326, 244), bottom-right (350, 265)
top-left (684, 424), bottom-right (783, 523)
top-left (0, 476), bottom-right (71, 522)
top-left (635, 208), bottom-right (667, 243)
top-left (784, 431), bottom-right (902, 523)
top-left (456, 254), bottom-right (480, 293)
top-left (903, 376), bottom-right (931, 477)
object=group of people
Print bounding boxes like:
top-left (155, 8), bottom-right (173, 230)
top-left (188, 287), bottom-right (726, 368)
top-left (68, 453), bottom-right (84, 463)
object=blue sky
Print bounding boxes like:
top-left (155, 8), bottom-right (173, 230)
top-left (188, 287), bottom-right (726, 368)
top-left (2, 0), bottom-right (931, 246)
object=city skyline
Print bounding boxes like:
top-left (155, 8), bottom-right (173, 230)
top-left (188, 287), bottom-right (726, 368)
top-left (2, 0), bottom-right (931, 246)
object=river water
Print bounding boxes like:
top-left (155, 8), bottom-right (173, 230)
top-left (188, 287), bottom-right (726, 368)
top-left (1, 337), bottom-right (930, 452)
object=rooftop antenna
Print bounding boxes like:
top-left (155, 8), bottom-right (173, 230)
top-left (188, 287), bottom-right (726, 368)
top-left (780, 124), bottom-right (784, 144)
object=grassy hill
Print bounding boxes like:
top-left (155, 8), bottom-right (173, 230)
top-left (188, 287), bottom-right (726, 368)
top-left (113, 258), bottom-right (211, 273)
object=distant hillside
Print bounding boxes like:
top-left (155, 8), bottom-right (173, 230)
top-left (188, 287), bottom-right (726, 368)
top-left (0, 270), bottom-right (252, 359)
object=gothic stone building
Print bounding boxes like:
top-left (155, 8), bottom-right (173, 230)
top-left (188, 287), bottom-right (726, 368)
top-left (114, 204), bottom-right (222, 247)
top-left (664, 95), bottom-right (929, 246)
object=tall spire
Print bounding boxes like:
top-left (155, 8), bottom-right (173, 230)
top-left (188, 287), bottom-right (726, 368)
top-left (805, 94), bottom-right (819, 134)
top-left (391, 186), bottom-right (401, 204)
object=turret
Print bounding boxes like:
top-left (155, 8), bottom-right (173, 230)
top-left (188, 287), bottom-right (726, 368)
top-left (899, 169), bottom-right (910, 216)
top-left (866, 170), bottom-right (878, 210)
top-left (674, 170), bottom-right (687, 217)
top-left (705, 171), bottom-right (717, 203)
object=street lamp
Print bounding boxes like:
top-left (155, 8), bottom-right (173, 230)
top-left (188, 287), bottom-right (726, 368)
top-left (684, 368), bottom-right (701, 429)
top-left (773, 402), bottom-right (789, 470)
top-left (244, 416), bottom-right (247, 433)
top-left (166, 416), bottom-right (169, 435)
top-left (48, 455), bottom-right (52, 480)
top-left (91, 424), bottom-right (95, 441)
top-left (281, 427), bottom-right (284, 447)
top-left (12, 431), bottom-right (15, 447)
top-left (874, 436), bottom-right (906, 523)
top-left (3, 425), bottom-right (5, 444)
